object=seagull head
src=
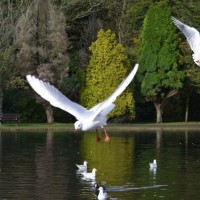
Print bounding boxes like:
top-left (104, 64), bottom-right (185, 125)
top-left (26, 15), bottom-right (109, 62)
top-left (98, 187), bottom-right (104, 191)
top-left (92, 168), bottom-right (97, 173)
top-left (83, 161), bottom-right (88, 166)
top-left (74, 121), bottom-right (82, 130)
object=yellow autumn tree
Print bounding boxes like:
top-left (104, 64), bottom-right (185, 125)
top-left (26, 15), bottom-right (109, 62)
top-left (80, 29), bottom-right (136, 121)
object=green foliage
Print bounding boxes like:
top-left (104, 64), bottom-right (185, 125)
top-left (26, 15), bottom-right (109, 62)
top-left (0, 48), bottom-right (10, 70)
top-left (122, 0), bottom-right (152, 61)
top-left (1, 0), bottom-right (200, 122)
top-left (187, 66), bottom-right (200, 94)
top-left (3, 89), bottom-right (46, 122)
top-left (63, 47), bottom-right (86, 102)
top-left (80, 29), bottom-right (135, 120)
top-left (139, 0), bottom-right (185, 101)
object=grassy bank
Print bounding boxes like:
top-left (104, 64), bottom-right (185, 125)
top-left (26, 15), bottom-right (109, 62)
top-left (0, 122), bottom-right (200, 132)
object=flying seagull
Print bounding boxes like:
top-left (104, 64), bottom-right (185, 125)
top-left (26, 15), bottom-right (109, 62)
top-left (172, 16), bottom-right (200, 66)
top-left (26, 63), bottom-right (139, 142)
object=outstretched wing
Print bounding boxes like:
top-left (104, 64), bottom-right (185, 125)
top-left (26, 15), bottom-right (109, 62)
top-left (90, 63), bottom-right (139, 121)
top-left (172, 17), bottom-right (200, 54)
top-left (26, 75), bottom-right (89, 121)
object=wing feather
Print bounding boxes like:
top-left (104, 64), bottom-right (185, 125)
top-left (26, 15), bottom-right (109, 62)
top-left (172, 17), bottom-right (200, 54)
top-left (90, 63), bottom-right (139, 120)
top-left (26, 75), bottom-right (89, 121)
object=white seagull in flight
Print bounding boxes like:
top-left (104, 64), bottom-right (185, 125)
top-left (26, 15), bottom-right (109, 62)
top-left (26, 63), bottom-right (139, 142)
top-left (172, 17), bottom-right (200, 66)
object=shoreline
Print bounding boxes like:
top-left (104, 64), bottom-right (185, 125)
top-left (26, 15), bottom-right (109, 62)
top-left (0, 122), bottom-right (200, 132)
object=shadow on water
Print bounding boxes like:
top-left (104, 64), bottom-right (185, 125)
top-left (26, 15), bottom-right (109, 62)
top-left (0, 129), bottom-right (200, 199)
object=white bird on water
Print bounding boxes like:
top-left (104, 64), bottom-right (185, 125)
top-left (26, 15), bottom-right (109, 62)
top-left (81, 168), bottom-right (97, 179)
top-left (98, 186), bottom-right (108, 200)
top-left (172, 17), bottom-right (200, 66)
top-left (94, 183), bottom-right (106, 197)
top-left (76, 161), bottom-right (87, 171)
top-left (26, 63), bottom-right (139, 142)
top-left (149, 159), bottom-right (157, 168)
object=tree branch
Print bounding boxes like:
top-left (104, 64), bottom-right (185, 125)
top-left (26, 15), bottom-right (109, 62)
top-left (72, 0), bottom-right (104, 21)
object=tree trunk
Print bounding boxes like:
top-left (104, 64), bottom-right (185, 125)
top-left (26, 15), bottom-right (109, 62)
top-left (154, 102), bottom-right (162, 123)
top-left (152, 89), bottom-right (178, 123)
top-left (0, 88), bottom-right (3, 115)
top-left (36, 96), bottom-right (54, 123)
top-left (118, 0), bottom-right (126, 43)
top-left (37, 0), bottom-right (53, 123)
top-left (185, 95), bottom-right (189, 122)
top-left (37, 0), bottom-right (49, 64)
top-left (44, 102), bottom-right (54, 124)
top-left (0, 72), bottom-right (3, 115)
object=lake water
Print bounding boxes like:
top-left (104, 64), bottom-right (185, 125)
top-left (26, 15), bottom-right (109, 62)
top-left (0, 129), bottom-right (200, 200)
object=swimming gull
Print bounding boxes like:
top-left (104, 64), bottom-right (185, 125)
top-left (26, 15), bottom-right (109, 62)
top-left (149, 159), bottom-right (157, 168)
top-left (81, 168), bottom-right (97, 179)
top-left (98, 186), bottom-right (108, 199)
top-left (76, 161), bottom-right (87, 171)
top-left (94, 183), bottom-right (106, 197)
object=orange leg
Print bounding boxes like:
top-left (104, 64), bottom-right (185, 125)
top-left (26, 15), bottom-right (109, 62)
top-left (104, 127), bottom-right (110, 142)
top-left (96, 129), bottom-right (102, 142)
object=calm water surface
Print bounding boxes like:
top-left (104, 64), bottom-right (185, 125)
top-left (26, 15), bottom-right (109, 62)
top-left (0, 129), bottom-right (200, 200)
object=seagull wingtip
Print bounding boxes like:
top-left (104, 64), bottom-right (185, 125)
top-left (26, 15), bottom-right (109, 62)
top-left (171, 16), bottom-right (178, 24)
top-left (134, 63), bottom-right (139, 71)
top-left (26, 74), bottom-right (32, 81)
top-left (26, 74), bottom-right (34, 80)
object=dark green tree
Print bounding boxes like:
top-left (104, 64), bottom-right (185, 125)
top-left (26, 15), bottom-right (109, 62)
top-left (80, 29), bottom-right (136, 121)
top-left (139, 0), bottom-right (185, 123)
top-left (122, 0), bottom-right (151, 62)
top-left (0, 1), bottom-right (23, 115)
